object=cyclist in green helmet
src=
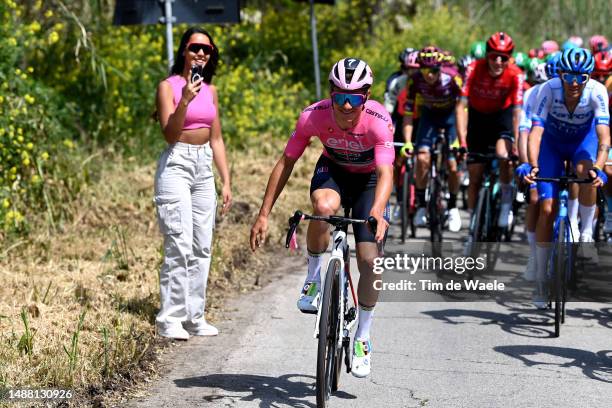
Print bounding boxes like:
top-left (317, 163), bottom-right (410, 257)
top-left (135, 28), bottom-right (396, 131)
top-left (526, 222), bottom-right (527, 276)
top-left (513, 51), bottom-right (529, 71)
top-left (470, 41), bottom-right (487, 59)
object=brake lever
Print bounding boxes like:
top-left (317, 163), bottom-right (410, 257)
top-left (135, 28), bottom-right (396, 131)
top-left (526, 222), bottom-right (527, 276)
top-left (285, 210), bottom-right (303, 249)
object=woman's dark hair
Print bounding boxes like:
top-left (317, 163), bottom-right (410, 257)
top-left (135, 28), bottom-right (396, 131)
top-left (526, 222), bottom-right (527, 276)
top-left (170, 27), bottom-right (219, 84)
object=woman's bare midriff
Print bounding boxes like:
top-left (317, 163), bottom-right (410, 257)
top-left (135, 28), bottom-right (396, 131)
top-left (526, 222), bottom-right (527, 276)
top-left (175, 127), bottom-right (212, 145)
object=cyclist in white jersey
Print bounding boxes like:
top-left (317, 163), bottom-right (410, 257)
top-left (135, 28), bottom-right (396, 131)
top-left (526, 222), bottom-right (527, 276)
top-left (523, 48), bottom-right (610, 308)
top-left (515, 56), bottom-right (558, 281)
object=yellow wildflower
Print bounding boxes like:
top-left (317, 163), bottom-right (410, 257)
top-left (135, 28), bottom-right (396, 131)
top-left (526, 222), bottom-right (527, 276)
top-left (44, 10), bottom-right (53, 18)
top-left (2, 199), bottom-right (9, 209)
top-left (48, 31), bottom-right (59, 45)
top-left (40, 152), bottom-right (49, 160)
top-left (24, 94), bottom-right (35, 104)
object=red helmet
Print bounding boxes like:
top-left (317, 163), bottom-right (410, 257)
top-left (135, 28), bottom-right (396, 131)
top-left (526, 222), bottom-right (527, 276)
top-left (418, 46), bottom-right (443, 68)
top-left (589, 35), bottom-right (609, 54)
top-left (487, 32), bottom-right (514, 54)
top-left (593, 51), bottom-right (611, 75)
top-left (528, 48), bottom-right (545, 59)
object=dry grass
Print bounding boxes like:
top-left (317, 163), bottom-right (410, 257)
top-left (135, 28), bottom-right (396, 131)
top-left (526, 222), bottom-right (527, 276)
top-left (0, 139), bottom-right (321, 406)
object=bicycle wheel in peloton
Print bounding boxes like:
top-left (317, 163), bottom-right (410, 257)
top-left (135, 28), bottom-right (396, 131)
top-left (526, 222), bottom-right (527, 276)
top-left (553, 218), bottom-right (567, 338)
top-left (401, 163), bottom-right (410, 243)
top-left (485, 188), bottom-right (502, 269)
top-left (428, 176), bottom-right (443, 256)
top-left (317, 259), bottom-right (341, 406)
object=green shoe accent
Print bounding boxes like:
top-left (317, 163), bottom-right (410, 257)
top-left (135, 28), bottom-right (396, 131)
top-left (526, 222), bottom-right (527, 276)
top-left (354, 340), bottom-right (371, 357)
top-left (305, 281), bottom-right (319, 296)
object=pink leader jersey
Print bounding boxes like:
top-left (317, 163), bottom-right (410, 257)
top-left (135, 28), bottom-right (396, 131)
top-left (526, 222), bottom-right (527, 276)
top-left (165, 75), bottom-right (217, 130)
top-left (284, 99), bottom-right (395, 173)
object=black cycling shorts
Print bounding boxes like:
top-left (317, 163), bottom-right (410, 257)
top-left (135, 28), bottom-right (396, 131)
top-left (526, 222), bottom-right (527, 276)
top-left (467, 106), bottom-right (514, 164)
top-left (310, 156), bottom-right (389, 243)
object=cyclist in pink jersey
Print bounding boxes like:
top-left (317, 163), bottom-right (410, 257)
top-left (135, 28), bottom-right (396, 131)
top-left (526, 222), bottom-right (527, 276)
top-left (250, 58), bottom-right (394, 379)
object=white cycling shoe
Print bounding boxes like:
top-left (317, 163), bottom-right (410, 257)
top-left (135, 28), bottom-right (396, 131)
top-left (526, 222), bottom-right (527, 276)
top-left (297, 281), bottom-right (321, 314)
top-left (351, 339), bottom-right (372, 378)
top-left (523, 253), bottom-right (536, 282)
top-left (414, 207), bottom-right (427, 227)
top-left (497, 202), bottom-right (513, 228)
top-left (532, 281), bottom-right (548, 310)
top-left (578, 234), bottom-right (598, 263)
top-left (447, 208), bottom-right (461, 232)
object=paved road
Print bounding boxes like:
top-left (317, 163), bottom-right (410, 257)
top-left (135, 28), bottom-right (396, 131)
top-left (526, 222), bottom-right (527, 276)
top-left (127, 207), bottom-right (612, 408)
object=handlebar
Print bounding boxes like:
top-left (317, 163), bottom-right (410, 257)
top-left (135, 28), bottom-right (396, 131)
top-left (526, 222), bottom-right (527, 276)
top-left (467, 152), bottom-right (519, 162)
top-left (285, 210), bottom-right (378, 249)
top-left (532, 176), bottom-right (594, 184)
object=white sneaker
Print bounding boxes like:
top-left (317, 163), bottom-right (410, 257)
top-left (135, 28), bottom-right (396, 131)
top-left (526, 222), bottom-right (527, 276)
top-left (604, 212), bottom-right (612, 234)
top-left (523, 253), bottom-right (536, 282)
top-left (157, 322), bottom-right (190, 340)
top-left (414, 207), bottom-right (427, 227)
top-left (297, 281), bottom-right (321, 314)
top-left (516, 191), bottom-right (525, 204)
top-left (498, 202), bottom-right (513, 228)
top-left (183, 319), bottom-right (219, 336)
top-left (351, 339), bottom-right (372, 378)
top-left (447, 208), bottom-right (461, 232)
top-left (578, 234), bottom-right (598, 263)
top-left (532, 281), bottom-right (548, 310)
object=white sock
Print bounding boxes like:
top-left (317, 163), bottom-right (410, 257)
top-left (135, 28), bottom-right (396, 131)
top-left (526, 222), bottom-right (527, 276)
top-left (535, 244), bottom-right (551, 282)
top-left (306, 251), bottom-right (323, 282)
top-left (501, 183), bottom-right (513, 204)
top-left (527, 231), bottom-right (536, 253)
top-left (355, 306), bottom-right (374, 341)
top-left (568, 198), bottom-right (579, 226)
top-left (579, 204), bottom-right (596, 238)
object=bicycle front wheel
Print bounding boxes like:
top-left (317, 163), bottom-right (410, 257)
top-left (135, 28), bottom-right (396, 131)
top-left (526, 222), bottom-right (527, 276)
top-left (553, 218), bottom-right (567, 338)
top-left (317, 258), bottom-right (341, 406)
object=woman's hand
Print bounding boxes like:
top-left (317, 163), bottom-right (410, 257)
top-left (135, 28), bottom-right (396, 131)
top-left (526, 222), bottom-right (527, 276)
top-left (180, 78), bottom-right (203, 105)
top-left (221, 183), bottom-right (232, 215)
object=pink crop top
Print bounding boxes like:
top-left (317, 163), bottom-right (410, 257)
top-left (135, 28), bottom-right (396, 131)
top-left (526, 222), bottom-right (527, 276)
top-left (165, 75), bottom-right (217, 130)
top-left (284, 99), bottom-right (395, 173)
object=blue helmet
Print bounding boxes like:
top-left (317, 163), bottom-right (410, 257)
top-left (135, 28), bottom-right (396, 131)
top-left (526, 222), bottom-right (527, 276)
top-left (562, 40), bottom-right (579, 51)
top-left (558, 48), bottom-right (594, 74)
top-left (545, 52), bottom-right (561, 78)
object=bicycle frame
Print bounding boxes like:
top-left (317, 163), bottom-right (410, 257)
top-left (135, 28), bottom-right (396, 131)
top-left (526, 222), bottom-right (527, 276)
top-left (313, 226), bottom-right (358, 346)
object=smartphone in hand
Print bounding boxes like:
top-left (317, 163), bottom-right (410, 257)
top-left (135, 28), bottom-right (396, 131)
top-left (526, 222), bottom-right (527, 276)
top-left (190, 64), bottom-right (204, 84)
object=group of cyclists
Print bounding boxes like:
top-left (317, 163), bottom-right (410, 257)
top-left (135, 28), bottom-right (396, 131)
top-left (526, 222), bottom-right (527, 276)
top-left (249, 32), bottom-right (611, 380)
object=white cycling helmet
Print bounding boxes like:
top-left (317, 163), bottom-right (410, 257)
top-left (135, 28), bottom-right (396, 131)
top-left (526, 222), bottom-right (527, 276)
top-left (533, 62), bottom-right (548, 83)
top-left (329, 58), bottom-right (373, 91)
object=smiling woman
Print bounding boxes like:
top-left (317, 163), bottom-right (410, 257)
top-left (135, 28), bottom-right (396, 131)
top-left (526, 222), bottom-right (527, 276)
top-left (153, 27), bottom-right (232, 340)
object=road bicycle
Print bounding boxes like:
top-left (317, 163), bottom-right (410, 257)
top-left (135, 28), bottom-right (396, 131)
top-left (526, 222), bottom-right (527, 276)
top-left (465, 153), bottom-right (517, 270)
top-left (426, 128), bottom-right (450, 255)
top-left (393, 142), bottom-right (416, 243)
top-left (285, 210), bottom-right (377, 407)
top-left (532, 174), bottom-right (591, 337)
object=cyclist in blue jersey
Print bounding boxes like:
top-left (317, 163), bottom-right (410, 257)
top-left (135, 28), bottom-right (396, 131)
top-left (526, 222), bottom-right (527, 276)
top-left (523, 48), bottom-right (610, 308)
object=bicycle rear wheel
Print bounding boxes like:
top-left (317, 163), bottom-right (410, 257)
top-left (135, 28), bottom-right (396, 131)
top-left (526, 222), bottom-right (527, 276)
top-left (428, 175), bottom-right (443, 256)
top-left (317, 259), bottom-right (341, 406)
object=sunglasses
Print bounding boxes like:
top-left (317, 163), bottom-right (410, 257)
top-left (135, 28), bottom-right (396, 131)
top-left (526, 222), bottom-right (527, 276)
top-left (560, 72), bottom-right (590, 85)
top-left (488, 53), bottom-right (510, 62)
top-left (331, 92), bottom-right (367, 107)
top-left (187, 43), bottom-right (214, 55)
top-left (420, 67), bottom-right (440, 75)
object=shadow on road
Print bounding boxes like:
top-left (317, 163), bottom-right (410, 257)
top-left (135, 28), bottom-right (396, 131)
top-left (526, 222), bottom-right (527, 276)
top-left (174, 373), bottom-right (356, 407)
top-left (422, 308), bottom-right (554, 338)
top-left (423, 304), bottom-right (612, 338)
top-left (494, 345), bottom-right (612, 383)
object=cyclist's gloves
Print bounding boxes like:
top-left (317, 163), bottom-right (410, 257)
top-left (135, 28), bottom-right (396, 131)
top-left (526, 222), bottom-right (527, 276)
top-left (515, 163), bottom-right (532, 179)
top-left (400, 142), bottom-right (414, 157)
top-left (590, 167), bottom-right (608, 185)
